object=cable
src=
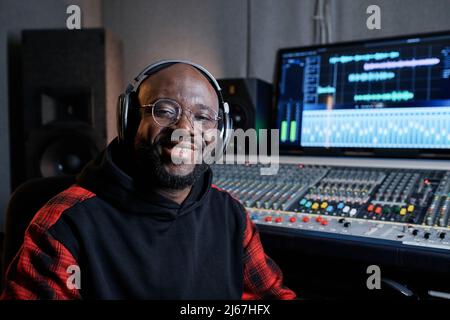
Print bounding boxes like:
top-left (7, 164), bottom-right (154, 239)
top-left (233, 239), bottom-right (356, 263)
top-left (313, 0), bottom-right (332, 44)
top-left (246, 0), bottom-right (251, 78)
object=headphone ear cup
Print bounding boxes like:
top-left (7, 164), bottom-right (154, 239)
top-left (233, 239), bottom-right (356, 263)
top-left (215, 105), bottom-right (233, 159)
top-left (222, 111), bottom-right (233, 155)
top-left (125, 92), bottom-right (141, 144)
top-left (117, 93), bottom-right (127, 143)
top-left (117, 92), bottom-right (141, 144)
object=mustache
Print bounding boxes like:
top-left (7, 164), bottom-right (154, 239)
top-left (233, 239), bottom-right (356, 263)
top-left (155, 132), bottom-right (206, 151)
top-left (134, 136), bottom-right (205, 161)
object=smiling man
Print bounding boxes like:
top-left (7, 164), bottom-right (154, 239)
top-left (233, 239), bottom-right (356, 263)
top-left (1, 61), bottom-right (296, 300)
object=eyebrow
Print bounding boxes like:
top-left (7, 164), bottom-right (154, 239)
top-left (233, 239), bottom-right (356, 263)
top-left (147, 97), bottom-right (218, 113)
top-left (194, 103), bottom-right (217, 112)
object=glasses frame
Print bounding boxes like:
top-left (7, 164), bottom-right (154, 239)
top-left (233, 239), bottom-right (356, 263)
top-left (140, 98), bottom-right (221, 129)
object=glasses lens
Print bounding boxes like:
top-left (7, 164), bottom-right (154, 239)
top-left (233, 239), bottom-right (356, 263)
top-left (152, 100), bottom-right (180, 126)
top-left (151, 99), bottom-right (219, 129)
top-left (192, 110), bottom-right (219, 129)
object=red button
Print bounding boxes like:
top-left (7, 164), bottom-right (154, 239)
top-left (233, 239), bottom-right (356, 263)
top-left (302, 216), bottom-right (310, 223)
top-left (367, 204), bottom-right (374, 212)
top-left (275, 217), bottom-right (282, 223)
top-left (320, 219), bottom-right (328, 226)
top-left (375, 207), bottom-right (382, 214)
top-left (316, 216), bottom-right (323, 223)
top-left (265, 216), bottom-right (272, 222)
top-left (289, 217), bottom-right (297, 223)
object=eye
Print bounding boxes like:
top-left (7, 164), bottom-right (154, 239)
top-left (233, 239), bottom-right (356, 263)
top-left (154, 106), bottom-right (178, 118)
top-left (194, 114), bottom-right (213, 121)
top-left (194, 110), bottom-right (218, 121)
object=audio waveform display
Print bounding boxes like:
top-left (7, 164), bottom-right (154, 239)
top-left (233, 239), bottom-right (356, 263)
top-left (317, 86), bottom-right (336, 94)
top-left (348, 72), bottom-right (395, 82)
top-left (363, 58), bottom-right (440, 70)
top-left (329, 51), bottom-right (399, 64)
top-left (354, 90), bottom-right (414, 102)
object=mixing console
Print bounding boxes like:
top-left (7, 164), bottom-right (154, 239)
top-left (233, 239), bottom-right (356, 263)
top-left (212, 163), bottom-right (450, 252)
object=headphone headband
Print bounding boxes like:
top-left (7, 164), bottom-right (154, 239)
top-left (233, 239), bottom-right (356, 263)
top-left (126, 60), bottom-right (222, 94)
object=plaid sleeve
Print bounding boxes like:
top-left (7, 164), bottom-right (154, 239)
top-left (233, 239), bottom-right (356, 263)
top-left (1, 223), bottom-right (81, 300)
top-left (242, 211), bottom-right (297, 300)
top-left (1, 185), bottom-right (94, 300)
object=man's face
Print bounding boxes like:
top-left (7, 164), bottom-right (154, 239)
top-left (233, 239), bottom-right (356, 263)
top-left (133, 63), bottom-right (219, 189)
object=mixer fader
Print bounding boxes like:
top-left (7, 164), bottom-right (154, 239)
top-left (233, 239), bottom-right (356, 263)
top-left (212, 163), bottom-right (450, 253)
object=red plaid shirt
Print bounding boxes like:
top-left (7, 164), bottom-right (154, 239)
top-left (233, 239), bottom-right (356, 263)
top-left (1, 185), bottom-right (296, 300)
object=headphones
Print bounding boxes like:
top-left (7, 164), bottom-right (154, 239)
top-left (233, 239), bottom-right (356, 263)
top-left (117, 59), bottom-right (233, 157)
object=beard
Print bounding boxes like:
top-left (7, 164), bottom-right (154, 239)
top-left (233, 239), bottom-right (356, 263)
top-left (134, 136), bottom-right (208, 190)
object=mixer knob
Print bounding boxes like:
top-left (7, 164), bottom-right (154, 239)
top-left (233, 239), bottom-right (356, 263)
top-left (424, 232), bottom-right (431, 239)
top-left (375, 207), bottom-right (382, 214)
top-left (289, 217), bottom-right (297, 223)
top-left (412, 229), bottom-right (419, 236)
top-left (320, 219), bottom-right (328, 226)
top-left (302, 216), bottom-right (310, 223)
top-left (264, 216), bottom-right (272, 222)
top-left (439, 232), bottom-right (446, 239)
top-left (344, 222), bottom-right (351, 228)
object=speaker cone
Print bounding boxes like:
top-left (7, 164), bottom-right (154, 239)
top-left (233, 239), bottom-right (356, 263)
top-left (27, 122), bottom-right (103, 178)
top-left (39, 136), bottom-right (98, 177)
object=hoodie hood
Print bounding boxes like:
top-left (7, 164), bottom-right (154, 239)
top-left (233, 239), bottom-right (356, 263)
top-left (76, 138), bottom-right (212, 220)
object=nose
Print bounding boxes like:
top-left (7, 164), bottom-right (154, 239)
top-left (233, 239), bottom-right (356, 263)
top-left (175, 112), bottom-right (195, 131)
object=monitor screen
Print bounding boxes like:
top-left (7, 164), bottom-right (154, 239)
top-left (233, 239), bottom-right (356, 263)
top-left (275, 32), bottom-right (450, 153)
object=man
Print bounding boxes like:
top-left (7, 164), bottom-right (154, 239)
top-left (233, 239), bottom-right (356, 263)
top-left (1, 62), bottom-right (296, 299)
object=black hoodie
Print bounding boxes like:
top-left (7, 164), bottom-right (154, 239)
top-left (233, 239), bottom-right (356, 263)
top-left (47, 138), bottom-right (246, 299)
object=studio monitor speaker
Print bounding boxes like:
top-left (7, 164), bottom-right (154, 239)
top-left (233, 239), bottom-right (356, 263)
top-left (217, 78), bottom-right (273, 155)
top-left (10, 29), bottom-right (123, 190)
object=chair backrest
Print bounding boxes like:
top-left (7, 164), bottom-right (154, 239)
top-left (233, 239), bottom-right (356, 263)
top-left (1, 175), bottom-right (76, 281)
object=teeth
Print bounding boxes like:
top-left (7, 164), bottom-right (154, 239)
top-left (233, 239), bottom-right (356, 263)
top-left (174, 144), bottom-right (195, 150)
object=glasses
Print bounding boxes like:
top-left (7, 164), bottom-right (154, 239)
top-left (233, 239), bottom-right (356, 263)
top-left (140, 98), bottom-right (221, 130)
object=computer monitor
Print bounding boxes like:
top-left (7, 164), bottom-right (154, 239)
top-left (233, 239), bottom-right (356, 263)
top-left (275, 31), bottom-right (450, 157)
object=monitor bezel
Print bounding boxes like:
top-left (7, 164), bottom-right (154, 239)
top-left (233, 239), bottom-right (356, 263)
top-left (273, 30), bottom-right (450, 159)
